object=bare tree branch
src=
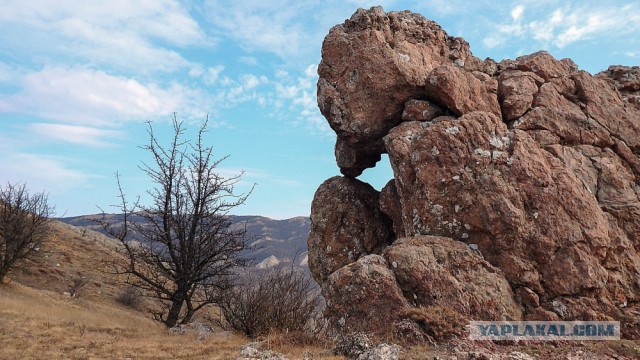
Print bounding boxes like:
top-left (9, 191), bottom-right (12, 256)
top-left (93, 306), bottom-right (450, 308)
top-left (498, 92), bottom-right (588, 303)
top-left (97, 113), bottom-right (253, 328)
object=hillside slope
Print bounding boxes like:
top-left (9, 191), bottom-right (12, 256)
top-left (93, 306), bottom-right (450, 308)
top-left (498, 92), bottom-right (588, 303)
top-left (0, 220), bottom-right (340, 360)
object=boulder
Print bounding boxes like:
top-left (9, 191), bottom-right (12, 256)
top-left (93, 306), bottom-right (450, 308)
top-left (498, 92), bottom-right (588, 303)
top-left (307, 176), bottom-right (393, 284)
top-left (497, 70), bottom-right (542, 121)
top-left (401, 99), bottom-right (443, 122)
top-left (598, 65), bottom-right (640, 110)
top-left (322, 255), bottom-right (410, 334)
top-left (602, 65), bottom-right (640, 91)
top-left (310, 6), bottom-right (640, 340)
top-left (237, 343), bottom-right (288, 360)
top-left (317, 6), bottom-right (482, 176)
top-left (383, 236), bottom-right (522, 320)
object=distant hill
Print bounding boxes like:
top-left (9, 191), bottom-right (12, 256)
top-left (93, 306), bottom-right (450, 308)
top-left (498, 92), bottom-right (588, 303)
top-left (58, 214), bottom-right (311, 271)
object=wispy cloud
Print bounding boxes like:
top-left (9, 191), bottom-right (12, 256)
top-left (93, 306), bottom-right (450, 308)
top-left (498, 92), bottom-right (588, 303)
top-left (225, 74), bottom-right (269, 102)
top-left (202, 0), bottom-right (402, 64)
top-left (0, 61), bottom-right (16, 83)
top-left (412, 0), bottom-right (497, 16)
top-left (2, 66), bottom-right (211, 125)
top-left (203, 0), bottom-right (315, 62)
top-left (239, 57), bottom-right (258, 66)
top-left (29, 123), bottom-right (123, 147)
top-left (0, 0), bottom-right (211, 74)
top-left (483, 2), bottom-right (640, 50)
top-left (272, 64), bottom-right (329, 135)
top-left (0, 151), bottom-right (90, 193)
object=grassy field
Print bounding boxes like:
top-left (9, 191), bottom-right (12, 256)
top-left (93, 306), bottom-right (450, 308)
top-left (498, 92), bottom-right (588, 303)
top-left (0, 221), bottom-right (342, 360)
top-left (0, 282), bottom-right (245, 359)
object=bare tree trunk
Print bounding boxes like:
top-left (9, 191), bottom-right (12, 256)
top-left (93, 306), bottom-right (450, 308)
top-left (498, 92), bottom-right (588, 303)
top-left (165, 293), bottom-right (185, 328)
top-left (182, 299), bottom-right (196, 325)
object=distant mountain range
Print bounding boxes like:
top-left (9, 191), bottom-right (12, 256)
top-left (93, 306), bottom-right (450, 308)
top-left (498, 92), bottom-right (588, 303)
top-left (58, 214), bottom-right (311, 271)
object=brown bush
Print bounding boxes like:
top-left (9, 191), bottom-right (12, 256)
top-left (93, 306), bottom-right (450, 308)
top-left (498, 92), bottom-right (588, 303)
top-left (214, 266), bottom-right (320, 338)
top-left (0, 182), bottom-right (53, 282)
top-left (116, 286), bottom-right (142, 308)
top-left (402, 305), bottom-right (468, 341)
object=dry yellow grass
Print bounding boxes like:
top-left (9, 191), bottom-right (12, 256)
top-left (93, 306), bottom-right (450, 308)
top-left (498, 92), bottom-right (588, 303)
top-left (0, 220), bottom-right (343, 360)
top-left (0, 282), bottom-right (246, 359)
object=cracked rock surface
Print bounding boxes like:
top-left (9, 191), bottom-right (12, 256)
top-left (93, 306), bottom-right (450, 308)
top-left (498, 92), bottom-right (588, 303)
top-left (309, 6), bottom-right (640, 340)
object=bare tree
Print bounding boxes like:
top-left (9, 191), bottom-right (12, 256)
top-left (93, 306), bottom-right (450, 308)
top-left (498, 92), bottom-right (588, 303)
top-left (99, 115), bottom-right (253, 328)
top-left (0, 182), bottom-right (53, 282)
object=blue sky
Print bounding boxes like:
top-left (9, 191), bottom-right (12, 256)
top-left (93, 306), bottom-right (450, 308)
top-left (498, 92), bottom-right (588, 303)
top-left (0, 0), bottom-right (639, 219)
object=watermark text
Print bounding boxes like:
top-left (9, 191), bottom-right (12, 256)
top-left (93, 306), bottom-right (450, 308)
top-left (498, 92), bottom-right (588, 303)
top-left (468, 321), bottom-right (620, 340)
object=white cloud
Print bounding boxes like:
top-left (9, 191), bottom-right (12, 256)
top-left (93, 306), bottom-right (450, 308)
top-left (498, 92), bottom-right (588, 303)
top-left (0, 0), bottom-right (205, 44)
top-left (0, 151), bottom-right (90, 193)
top-left (412, 0), bottom-right (500, 17)
top-left (2, 66), bottom-right (211, 125)
top-left (203, 65), bottom-right (225, 85)
top-left (483, 36), bottom-right (504, 49)
top-left (29, 123), bottom-right (123, 147)
top-left (204, 0), bottom-right (313, 61)
top-left (271, 64), bottom-right (330, 135)
top-left (0, 0), bottom-right (211, 73)
top-left (528, 9), bottom-right (565, 43)
top-left (511, 5), bottom-right (525, 22)
top-left (275, 69), bottom-right (289, 79)
top-left (483, 3), bottom-right (640, 50)
top-left (202, 0), bottom-right (389, 63)
top-left (220, 73), bottom-right (270, 104)
top-left (304, 64), bottom-right (317, 78)
top-left (242, 74), bottom-right (264, 90)
top-left (0, 61), bottom-right (16, 83)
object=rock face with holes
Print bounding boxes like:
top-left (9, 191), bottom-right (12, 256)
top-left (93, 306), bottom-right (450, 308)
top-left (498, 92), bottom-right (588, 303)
top-left (309, 6), bottom-right (640, 340)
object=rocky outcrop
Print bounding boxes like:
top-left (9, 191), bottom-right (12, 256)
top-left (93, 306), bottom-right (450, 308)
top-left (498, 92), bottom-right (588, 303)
top-left (317, 6), bottom-right (481, 177)
top-left (309, 6), bottom-right (640, 340)
top-left (597, 65), bottom-right (640, 109)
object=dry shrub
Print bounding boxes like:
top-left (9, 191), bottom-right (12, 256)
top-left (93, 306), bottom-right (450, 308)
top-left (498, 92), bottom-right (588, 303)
top-left (116, 286), bottom-right (142, 308)
top-left (402, 305), bottom-right (468, 341)
top-left (215, 266), bottom-right (320, 338)
top-left (0, 182), bottom-right (53, 282)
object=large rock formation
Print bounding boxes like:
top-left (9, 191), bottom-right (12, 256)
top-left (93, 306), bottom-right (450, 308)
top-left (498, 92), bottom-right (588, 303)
top-left (309, 6), bottom-right (640, 340)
